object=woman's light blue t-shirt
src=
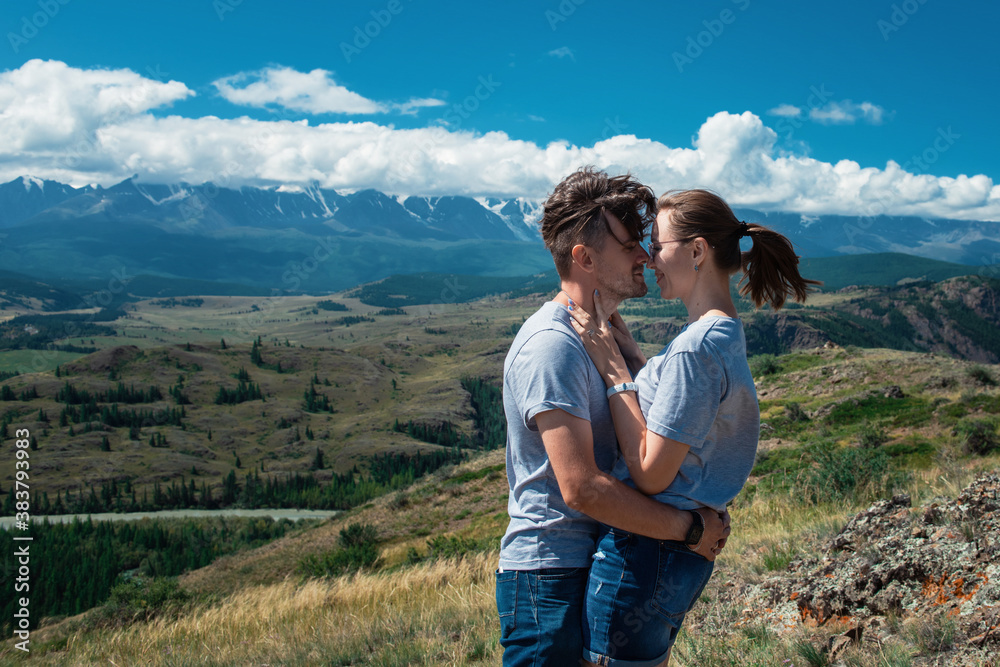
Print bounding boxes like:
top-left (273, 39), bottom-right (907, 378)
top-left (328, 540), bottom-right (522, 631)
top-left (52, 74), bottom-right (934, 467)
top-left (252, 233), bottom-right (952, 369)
top-left (612, 316), bottom-right (759, 512)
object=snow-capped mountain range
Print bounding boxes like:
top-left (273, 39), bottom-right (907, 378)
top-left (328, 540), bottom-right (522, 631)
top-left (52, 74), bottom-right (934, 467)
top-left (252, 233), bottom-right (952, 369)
top-left (0, 176), bottom-right (543, 242)
top-left (0, 175), bottom-right (997, 293)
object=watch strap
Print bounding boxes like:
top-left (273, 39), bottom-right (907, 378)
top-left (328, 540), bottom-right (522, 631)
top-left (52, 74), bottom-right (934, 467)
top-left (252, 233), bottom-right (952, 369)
top-left (684, 509), bottom-right (705, 546)
top-left (606, 382), bottom-right (638, 398)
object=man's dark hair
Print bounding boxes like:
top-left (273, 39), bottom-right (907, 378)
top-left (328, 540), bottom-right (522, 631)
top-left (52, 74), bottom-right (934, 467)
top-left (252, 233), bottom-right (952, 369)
top-left (540, 167), bottom-right (656, 277)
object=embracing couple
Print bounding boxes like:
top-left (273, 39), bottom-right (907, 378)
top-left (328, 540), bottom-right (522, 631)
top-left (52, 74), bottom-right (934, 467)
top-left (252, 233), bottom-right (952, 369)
top-left (496, 168), bottom-right (818, 666)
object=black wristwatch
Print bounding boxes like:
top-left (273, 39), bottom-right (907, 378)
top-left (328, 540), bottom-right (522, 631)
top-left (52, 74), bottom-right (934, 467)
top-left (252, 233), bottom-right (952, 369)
top-left (684, 510), bottom-right (704, 546)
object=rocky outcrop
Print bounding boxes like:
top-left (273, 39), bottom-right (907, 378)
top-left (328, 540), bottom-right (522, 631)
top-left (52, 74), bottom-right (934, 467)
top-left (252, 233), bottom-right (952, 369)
top-left (744, 474), bottom-right (1000, 658)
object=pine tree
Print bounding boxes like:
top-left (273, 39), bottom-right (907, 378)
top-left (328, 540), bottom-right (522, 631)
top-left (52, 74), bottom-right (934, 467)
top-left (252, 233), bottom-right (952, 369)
top-left (100, 435), bottom-right (110, 452)
top-left (312, 447), bottom-right (324, 470)
top-left (220, 338), bottom-right (227, 350)
top-left (250, 339), bottom-right (263, 366)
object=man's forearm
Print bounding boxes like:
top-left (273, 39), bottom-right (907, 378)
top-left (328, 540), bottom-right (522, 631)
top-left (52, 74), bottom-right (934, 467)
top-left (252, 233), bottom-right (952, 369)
top-left (568, 470), bottom-right (692, 541)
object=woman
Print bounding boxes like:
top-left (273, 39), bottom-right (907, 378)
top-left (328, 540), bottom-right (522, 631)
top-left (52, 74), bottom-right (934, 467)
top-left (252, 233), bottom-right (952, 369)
top-left (568, 189), bottom-right (819, 666)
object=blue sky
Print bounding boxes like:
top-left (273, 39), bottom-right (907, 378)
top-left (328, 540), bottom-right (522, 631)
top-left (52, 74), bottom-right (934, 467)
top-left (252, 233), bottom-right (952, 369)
top-left (0, 0), bottom-right (998, 220)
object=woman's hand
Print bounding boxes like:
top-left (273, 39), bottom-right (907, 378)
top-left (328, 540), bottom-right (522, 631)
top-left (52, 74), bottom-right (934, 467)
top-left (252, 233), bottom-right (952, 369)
top-left (567, 290), bottom-right (632, 387)
top-left (607, 309), bottom-right (646, 374)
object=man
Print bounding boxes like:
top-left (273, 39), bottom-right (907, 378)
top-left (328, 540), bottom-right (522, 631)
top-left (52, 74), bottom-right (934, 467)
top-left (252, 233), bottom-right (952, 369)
top-left (496, 167), bottom-right (730, 665)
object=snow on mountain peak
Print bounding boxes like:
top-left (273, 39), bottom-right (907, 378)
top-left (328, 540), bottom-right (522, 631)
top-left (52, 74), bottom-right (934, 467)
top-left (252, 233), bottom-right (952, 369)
top-left (21, 175), bottom-right (44, 192)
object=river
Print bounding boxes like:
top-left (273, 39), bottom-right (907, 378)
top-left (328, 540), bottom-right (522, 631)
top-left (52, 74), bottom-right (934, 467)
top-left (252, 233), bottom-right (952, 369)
top-left (0, 508), bottom-right (339, 529)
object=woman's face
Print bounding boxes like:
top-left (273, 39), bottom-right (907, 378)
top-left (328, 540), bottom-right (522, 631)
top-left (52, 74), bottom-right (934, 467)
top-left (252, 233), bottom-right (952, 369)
top-left (648, 210), bottom-right (694, 301)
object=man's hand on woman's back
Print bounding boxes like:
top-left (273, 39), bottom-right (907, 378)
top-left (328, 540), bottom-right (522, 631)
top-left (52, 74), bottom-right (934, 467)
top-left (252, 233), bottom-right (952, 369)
top-left (688, 507), bottom-right (732, 561)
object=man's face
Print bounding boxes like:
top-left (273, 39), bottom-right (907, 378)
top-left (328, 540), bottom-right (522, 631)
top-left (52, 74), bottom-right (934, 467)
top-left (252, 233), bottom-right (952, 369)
top-left (590, 211), bottom-right (649, 303)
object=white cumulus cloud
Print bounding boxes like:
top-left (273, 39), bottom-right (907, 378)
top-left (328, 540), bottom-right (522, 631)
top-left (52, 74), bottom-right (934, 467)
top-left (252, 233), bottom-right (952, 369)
top-left (396, 97), bottom-right (447, 116)
top-left (0, 61), bottom-right (997, 221)
top-left (0, 59), bottom-right (192, 153)
top-left (212, 66), bottom-right (443, 115)
top-left (767, 104), bottom-right (803, 118)
top-left (810, 100), bottom-right (889, 125)
top-left (547, 47), bottom-right (576, 61)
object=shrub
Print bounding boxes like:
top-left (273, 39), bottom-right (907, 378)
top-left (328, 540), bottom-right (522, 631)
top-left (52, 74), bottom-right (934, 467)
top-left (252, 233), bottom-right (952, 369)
top-left (785, 402), bottom-right (810, 423)
top-left (93, 577), bottom-right (189, 629)
top-left (967, 365), bottom-right (997, 386)
top-left (339, 522), bottom-right (378, 549)
top-left (297, 522), bottom-right (380, 577)
top-left (956, 417), bottom-right (999, 455)
top-left (750, 354), bottom-right (780, 377)
top-left (857, 422), bottom-right (889, 449)
top-left (422, 534), bottom-right (498, 562)
top-left (798, 441), bottom-right (903, 504)
top-left (760, 542), bottom-right (797, 572)
top-left (793, 640), bottom-right (829, 667)
top-left (906, 613), bottom-right (957, 654)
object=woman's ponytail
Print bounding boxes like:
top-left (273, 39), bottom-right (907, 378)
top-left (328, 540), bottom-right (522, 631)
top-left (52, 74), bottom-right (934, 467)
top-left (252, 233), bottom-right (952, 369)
top-left (739, 224), bottom-right (821, 309)
top-left (657, 190), bottom-right (821, 310)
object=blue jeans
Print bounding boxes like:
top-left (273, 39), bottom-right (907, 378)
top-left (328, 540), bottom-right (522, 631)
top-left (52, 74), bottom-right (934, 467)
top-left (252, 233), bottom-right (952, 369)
top-left (582, 528), bottom-right (714, 666)
top-left (495, 567), bottom-right (589, 666)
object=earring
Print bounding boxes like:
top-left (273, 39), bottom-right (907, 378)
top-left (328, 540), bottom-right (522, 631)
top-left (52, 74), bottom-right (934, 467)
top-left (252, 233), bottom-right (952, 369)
top-left (694, 264), bottom-right (700, 272)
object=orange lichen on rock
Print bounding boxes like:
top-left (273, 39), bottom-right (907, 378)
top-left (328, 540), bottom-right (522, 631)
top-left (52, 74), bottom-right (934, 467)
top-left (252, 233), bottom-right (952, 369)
top-left (797, 604), bottom-right (853, 627)
top-left (922, 574), bottom-right (985, 606)
top-left (747, 474), bottom-right (1000, 654)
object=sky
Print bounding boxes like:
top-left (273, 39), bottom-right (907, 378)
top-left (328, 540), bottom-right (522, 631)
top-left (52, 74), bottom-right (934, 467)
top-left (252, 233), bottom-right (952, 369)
top-left (0, 0), bottom-right (998, 220)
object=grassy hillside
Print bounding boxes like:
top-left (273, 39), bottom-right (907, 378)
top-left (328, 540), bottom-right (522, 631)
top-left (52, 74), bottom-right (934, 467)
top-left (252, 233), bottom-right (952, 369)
top-left (7, 347), bottom-right (1000, 665)
top-left (2, 260), bottom-right (1000, 664)
top-left (3, 273), bottom-right (1000, 506)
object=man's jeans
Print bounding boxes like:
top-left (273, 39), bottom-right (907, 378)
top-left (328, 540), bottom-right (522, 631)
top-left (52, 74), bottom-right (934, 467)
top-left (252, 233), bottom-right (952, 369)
top-left (495, 567), bottom-right (589, 666)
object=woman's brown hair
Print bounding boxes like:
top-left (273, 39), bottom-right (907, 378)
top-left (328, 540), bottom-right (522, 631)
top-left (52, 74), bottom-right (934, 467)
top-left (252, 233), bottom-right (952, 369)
top-left (657, 189), bottom-right (821, 310)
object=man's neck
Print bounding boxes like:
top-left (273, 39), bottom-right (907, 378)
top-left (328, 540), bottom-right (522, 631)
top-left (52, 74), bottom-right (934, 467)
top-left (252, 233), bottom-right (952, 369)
top-left (553, 281), bottom-right (621, 319)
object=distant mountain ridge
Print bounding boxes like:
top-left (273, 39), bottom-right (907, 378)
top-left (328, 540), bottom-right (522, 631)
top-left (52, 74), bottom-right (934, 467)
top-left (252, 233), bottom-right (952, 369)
top-left (732, 207), bottom-right (1000, 267)
top-left (0, 176), bottom-right (998, 292)
top-left (0, 176), bottom-right (550, 291)
top-left (0, 176), bottom-right (542, 242)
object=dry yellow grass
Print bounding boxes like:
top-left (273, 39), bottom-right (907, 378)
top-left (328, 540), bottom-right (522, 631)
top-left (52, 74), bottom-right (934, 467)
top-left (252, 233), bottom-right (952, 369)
top-left (29, 553), bottom-right (502, 666)
top-left (15, 455), bottom-right (998, 666)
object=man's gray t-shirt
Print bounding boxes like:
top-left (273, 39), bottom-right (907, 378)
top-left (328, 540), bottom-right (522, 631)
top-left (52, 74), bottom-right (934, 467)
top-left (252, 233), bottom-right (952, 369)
top-left (499, 301), bottom-right (619, 570)
top-left (612, 316), bottom-right (758, 512)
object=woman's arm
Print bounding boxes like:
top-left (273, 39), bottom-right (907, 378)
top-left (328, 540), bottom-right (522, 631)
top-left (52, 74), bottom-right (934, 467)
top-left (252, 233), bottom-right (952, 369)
top-left (568, 292), bottom-right (687, 495)
top-left (603, 389), bottom-right (689, 495)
